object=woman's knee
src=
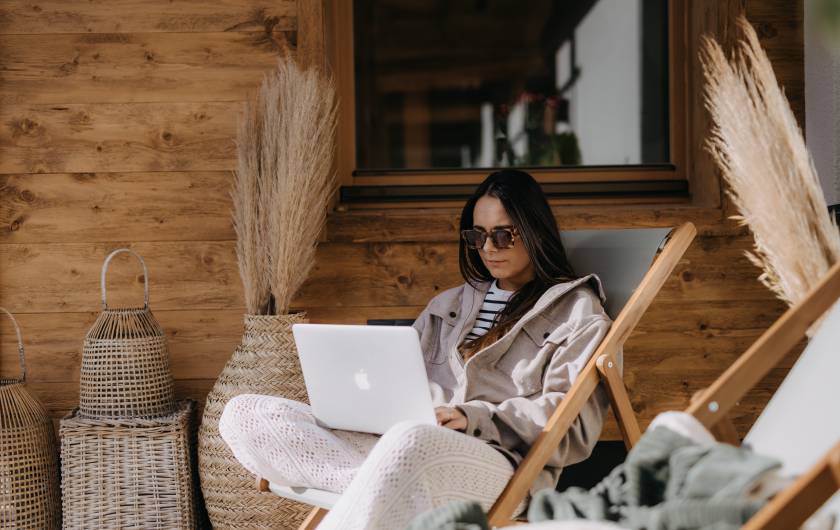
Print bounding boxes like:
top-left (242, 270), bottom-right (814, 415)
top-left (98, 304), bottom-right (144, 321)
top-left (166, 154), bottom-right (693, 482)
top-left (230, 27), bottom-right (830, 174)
top-left (221, 394), bottom-right (289, 439)
top-left (379, 421), bottom-right (448, 457)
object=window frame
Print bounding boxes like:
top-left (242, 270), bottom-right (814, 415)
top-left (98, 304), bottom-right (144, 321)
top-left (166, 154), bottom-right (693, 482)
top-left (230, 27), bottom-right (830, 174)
top-left (326, 0), bottom-right (693, 207)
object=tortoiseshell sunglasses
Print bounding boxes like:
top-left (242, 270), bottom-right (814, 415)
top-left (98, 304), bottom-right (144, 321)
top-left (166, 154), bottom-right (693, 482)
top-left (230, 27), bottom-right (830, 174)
top-left (460, 226), bottom-right (517, 250)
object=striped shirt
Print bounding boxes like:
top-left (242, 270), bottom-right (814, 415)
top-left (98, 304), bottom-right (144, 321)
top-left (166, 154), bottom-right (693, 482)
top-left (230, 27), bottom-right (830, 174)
top-left (463, 280), bottom-right (514, 342)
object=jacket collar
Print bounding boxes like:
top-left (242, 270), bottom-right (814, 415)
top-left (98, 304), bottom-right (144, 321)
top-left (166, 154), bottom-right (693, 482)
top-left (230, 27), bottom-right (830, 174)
top-left (465, 274), bottom-right (607, 317)
top-left (461, 274), bottom-right (607, 366)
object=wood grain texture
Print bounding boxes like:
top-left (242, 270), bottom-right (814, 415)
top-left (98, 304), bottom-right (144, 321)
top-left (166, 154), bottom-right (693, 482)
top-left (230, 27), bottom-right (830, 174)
top-left (1, 172), bottom-right (235, 243)
top-left (0, 306), bottom-right (424, 382)
top-left (0, 32), bottom-right (294, 105)
top-left (0, 102), bottom-right (240, 174)
top-left (0, 1), bottom-right (296, 34)
top-left (0, 235), bottom-right (774, 313)
top-left (2, 173), bottom-right (742, 242)
top-left (0, 300), bottom-right (783, 383)
top-left (747, 0), bottom-right (805, 121)
top-left (685, 0), bottom-right (743, 207)
top-left (296, 0), bottom-right (325, 69)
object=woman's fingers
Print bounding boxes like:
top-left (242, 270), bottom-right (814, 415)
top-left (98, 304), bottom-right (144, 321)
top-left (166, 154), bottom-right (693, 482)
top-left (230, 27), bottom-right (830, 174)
top-left (442, 417), bottom-right (467, 431)
top-left (434, 406), bottom-right (467, 431)
top-left (434, 406), bottom-right (453, 424)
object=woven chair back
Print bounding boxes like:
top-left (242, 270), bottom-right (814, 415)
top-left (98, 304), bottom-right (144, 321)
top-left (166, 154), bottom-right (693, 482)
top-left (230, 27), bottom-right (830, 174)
top-left (79, 248), bottom-right (175, 419)
top-left (0, 307), bottom-right (61, 529)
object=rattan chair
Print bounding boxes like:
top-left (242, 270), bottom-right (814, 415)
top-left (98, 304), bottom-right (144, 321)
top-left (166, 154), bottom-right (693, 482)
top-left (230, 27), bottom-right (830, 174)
top-left (256, 222), bottom-right (698, 529)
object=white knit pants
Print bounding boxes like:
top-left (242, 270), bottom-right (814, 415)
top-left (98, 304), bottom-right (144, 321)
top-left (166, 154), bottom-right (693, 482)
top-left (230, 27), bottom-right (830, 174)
top-left (219, 394), bottom-right (518, 530)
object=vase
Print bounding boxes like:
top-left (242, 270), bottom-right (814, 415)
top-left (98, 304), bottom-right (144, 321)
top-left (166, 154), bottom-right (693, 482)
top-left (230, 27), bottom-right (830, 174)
top-left (198, 312), bottom-right (311, 529)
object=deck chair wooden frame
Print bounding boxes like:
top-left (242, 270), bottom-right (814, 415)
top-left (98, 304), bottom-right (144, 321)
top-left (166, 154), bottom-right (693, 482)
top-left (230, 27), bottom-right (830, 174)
top-left (484, 221), bottom-right (697, 526)
top-left (495, 260), bottom-right (840, 530)
top-left (743, 439), bottom-right (840, 530)
top-left (683, 260), bottom-right (840, 530)
top-left (257, 222), bottom-right (698, 530)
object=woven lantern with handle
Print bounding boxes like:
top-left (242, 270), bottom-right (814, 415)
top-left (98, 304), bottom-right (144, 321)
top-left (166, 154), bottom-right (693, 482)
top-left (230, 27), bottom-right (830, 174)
top-left (79, 248), bottom-right (175, 419)
top-left (0, 307), bottom-right (61, 529)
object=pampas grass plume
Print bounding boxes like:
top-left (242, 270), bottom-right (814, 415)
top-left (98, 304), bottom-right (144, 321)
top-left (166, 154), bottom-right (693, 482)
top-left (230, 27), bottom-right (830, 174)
top-left (702, 16), bottom-right (840, 315)
top-left (232, 58), bottom-right (338, 314)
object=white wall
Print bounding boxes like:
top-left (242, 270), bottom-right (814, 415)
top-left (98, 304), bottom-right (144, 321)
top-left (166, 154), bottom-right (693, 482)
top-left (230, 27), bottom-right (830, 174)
top-left (561, 0), bottom-right (642, 165)
top-left (806, 0), bottom-right (840, 205)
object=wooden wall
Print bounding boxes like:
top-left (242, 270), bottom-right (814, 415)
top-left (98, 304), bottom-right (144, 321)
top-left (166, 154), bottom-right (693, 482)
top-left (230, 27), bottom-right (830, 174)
top-left (1, 0), bottom-right (803, 441)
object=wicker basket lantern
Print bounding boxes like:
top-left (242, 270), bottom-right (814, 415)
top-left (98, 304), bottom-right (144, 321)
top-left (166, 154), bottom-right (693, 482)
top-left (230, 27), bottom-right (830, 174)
top-left (79, 248), bottom-right (175, 419)
top-left (0, 307), bottom-right (61, 529)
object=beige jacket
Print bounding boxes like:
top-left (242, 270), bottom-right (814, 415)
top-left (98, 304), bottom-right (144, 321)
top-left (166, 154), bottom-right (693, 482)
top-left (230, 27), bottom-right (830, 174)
top-left (411, 274), bottom-right (616, 494)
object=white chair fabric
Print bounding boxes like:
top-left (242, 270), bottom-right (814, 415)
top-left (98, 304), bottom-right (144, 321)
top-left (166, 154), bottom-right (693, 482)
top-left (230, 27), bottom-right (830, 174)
top-left (560, 228), bottom-right (672, 319)
top-left (744, 300), bottom-right (840, 526)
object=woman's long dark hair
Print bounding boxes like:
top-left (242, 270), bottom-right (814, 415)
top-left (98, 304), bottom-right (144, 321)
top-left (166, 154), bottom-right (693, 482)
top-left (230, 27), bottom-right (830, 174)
top-left (458, 169), bottom-right (577, 358)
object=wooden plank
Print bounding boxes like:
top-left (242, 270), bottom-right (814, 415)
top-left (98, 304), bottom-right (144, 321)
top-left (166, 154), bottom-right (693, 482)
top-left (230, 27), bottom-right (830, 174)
top-left (0, 241), bottom-right (245, 312)
top-left (0, 102), bottom-right (239, 174)
top-left (296, 0), bottom-right (326, 69)
top-left (326, 206), bottom-right (735, 242)
top-left (0, 235), bottom-right (779, 312)
top-left (1, 172), bottom-right (235, 244)
top-left (0, 32), bottom-right (293, 105)
top-left (624, 329), bottom-right (800, 372)
top-left (0, 0), bottom-right (297, 34)
top-left (685, 0), bottom-right (742, 208)
top-left (3, 312), bottom-right (780, 383)
top-left (635, 299), bottom-right (785, 332)
top-left (0, 241), bottom-right (455, 312)
top-left (2, 173), bottom-right (742, 243)
top-left (0, 306), bottom-right (425, 382)
top-left (746, 0), bottom-right (805, 123)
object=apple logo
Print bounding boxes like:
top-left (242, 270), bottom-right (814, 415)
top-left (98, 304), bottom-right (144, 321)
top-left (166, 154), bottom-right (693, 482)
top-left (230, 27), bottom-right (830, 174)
top-left (354, 369), bottom-right (371, 390)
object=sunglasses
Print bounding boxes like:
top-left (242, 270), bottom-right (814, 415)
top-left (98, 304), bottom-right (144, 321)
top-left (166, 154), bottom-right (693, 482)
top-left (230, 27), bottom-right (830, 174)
top-left (461, 226), bottom-right (517, 250)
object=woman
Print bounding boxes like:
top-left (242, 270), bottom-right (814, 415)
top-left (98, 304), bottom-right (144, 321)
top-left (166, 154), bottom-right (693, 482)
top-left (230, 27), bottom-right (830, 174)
top-left (219, 169), bottom-right (615, 530)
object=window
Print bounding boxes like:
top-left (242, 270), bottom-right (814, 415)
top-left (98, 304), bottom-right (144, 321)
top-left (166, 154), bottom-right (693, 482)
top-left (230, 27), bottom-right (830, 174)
top-left (328, 0), bottom-right (688, 204)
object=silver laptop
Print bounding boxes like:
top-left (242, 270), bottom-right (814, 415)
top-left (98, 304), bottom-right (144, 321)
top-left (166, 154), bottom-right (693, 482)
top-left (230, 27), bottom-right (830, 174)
top-left (292, 323), bottom-right (437, 434)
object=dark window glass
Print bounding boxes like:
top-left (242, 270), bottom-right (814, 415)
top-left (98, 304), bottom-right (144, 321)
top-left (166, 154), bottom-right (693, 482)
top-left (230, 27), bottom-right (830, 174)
top-left (354, 0), bottom-right (670, 171)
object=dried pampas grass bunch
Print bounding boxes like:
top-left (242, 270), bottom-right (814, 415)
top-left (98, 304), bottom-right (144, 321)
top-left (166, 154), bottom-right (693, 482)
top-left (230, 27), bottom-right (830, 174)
top-left (702, 15), bottom-right (840, 310)
top-left (232, 58), bottom-right (338, 315)
top-left (233, 91), bottom-right (271, 315)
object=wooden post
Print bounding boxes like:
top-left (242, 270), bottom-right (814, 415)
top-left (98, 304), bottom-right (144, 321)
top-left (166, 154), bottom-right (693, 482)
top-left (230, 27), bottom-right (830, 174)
top-left (596, 353), bottom-right (642, 450)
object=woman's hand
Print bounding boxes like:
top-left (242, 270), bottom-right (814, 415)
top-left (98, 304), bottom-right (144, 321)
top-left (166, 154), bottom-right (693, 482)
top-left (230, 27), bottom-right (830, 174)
top-left (435, 406), bottom-right (467, 432)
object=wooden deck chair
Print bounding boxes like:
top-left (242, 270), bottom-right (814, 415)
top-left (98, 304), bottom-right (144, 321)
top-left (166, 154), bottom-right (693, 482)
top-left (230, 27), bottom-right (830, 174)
top-left (257, 222), bottom-right (698, 530)
top-left (499, 259), bottom-right (840, 530)
top-left (686, 259), bottom-right (840, 530)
